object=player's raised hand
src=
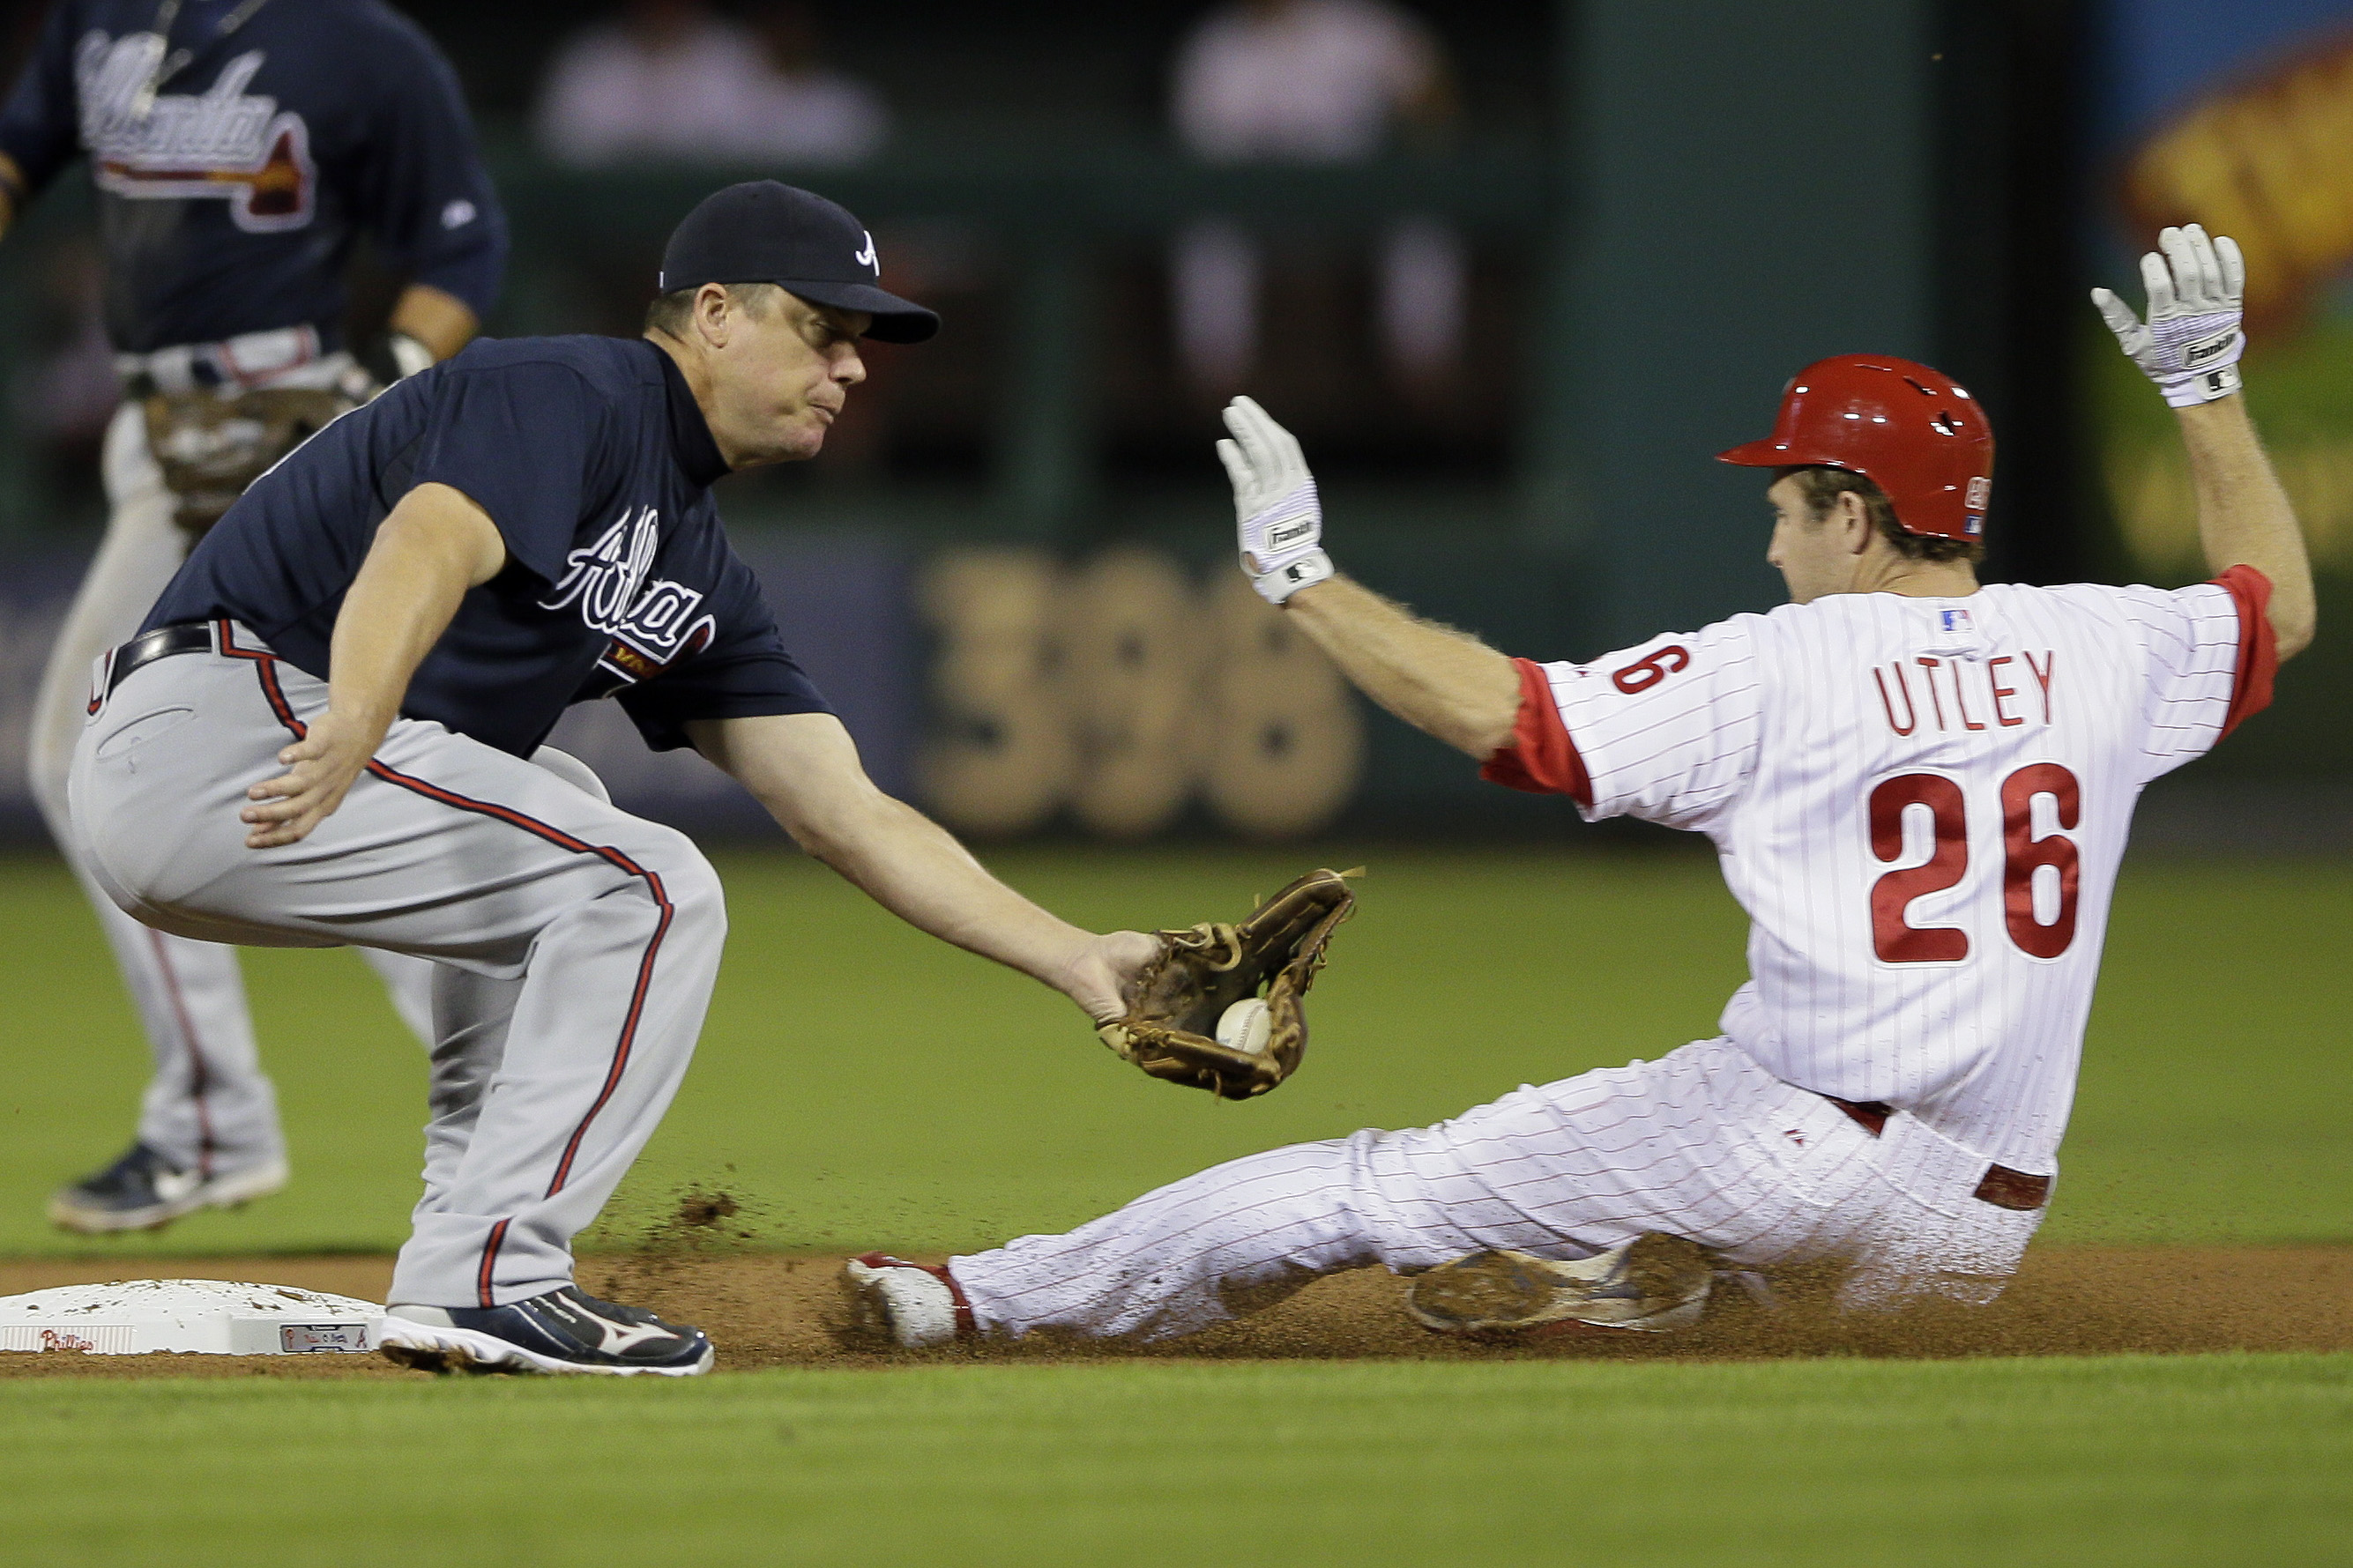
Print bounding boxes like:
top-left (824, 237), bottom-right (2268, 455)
top-left (240, 706), bottom-right (384, 849)
top-left (2092, 223), bottom-right (2247, 407)
top-left (1218, 397), bottom-right (1334, 604)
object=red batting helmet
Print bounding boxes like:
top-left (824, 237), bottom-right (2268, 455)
top-left (1716, 354), bottom-right (1994, 541)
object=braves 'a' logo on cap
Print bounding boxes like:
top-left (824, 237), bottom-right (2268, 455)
top-left (854, 231), bottom-right (878, 275)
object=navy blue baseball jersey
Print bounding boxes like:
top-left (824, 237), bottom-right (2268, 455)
top-left (145, 335), bottom-right (832, 757)
top-left (0, 0), bottom-right (504, 353)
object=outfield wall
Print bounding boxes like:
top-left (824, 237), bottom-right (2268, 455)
top-left (7, 526), bottom-right (2345, 852)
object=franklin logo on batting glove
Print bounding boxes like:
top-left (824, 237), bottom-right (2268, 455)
top-left (2092, 223), bottom-right (2248, 408)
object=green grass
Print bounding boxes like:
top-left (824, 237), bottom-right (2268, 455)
top-left (3, 845), bottom-right (2349, 1564)
top-left (2, 843), bottom-right (2349, 1257)
top-left (2, 1354), bottom-right (2348, 1566)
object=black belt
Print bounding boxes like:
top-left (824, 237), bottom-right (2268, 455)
top-left (102, 621), bottom-right (219, 701)
top-left (1820, 1094), bottom-right (2052, 1212)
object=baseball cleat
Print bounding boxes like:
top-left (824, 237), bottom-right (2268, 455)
top-left (838, 1253), bottom-right (973, 1349)
top-left (46, 1143), bottom-right (290, 1234)
top-left (377, 1286), bottom-right (714, 1377)
top-left (1407, 1234), bottom-right (1713, 1335)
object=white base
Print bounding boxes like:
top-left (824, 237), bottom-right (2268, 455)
top-left (0, 1279), bottom-right (383, 1356)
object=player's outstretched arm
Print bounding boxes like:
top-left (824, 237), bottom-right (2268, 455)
top-left (1217, 397), bottom-right (1520, 757)
top-left (688, 713), bottom-right (1160, 1022)
top-left (241, 483), bottom-right (508, 848)
top-left (2094, 224), bottom-right (2316, 659)
top-left (1284, 577), bottom-right (1520, 757)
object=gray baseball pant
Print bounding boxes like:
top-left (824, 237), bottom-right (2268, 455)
top-left (29, 398), bottom-right (437, 1178)
top-left (70, 624), bottom-right (726, 1307)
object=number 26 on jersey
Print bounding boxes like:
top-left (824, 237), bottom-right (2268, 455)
top-left (1868, 766), bottom-right (2080, 963)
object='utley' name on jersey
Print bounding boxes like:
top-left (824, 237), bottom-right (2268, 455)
top-left (1872, 647), bottom-right (2056, 734)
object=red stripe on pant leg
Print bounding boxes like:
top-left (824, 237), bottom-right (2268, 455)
top-left (223, 628), bottom-right (304, 738)
top-left (543, 898), bottom-right (674, 1195)
top-left (235, 643), bottom-right (678, 1215)
top-left (478, 1216), bottom-right (511, 1307)
top-left (356, 763), bottom-right (675, 1201)
top-left (144, 928), bottom-right (219, 1179)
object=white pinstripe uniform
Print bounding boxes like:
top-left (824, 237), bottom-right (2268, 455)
top-left (949, 572), bottom-right (2273, 1340)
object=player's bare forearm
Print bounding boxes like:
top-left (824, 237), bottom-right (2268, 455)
top-left (242, 484), bottom-right (508, 847)
top-left (2177, 397), bottom-right (2316, 659)
top-left (1282, 576), bottom-right (1520, 757)
top-left (693, 713), bottom-right (1158, 1021)
top-left (387, 284), bottom-right (480, 362)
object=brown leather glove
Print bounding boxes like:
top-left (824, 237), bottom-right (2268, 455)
top-left (1098, 867), bottom-right (1358, 1100)
top-left (144, 386), bottom-right (360, 536)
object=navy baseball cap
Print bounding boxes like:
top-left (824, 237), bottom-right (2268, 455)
top-left (659, 182), bottom-right (939, 344)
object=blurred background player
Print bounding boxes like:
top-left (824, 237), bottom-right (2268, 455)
top-left (842, 226), bottom-right (2317, 1348)
top-left (1170, 0), bottom-right (1463, 404)
top-left (535, 0), bottom-right (888, 169)
top-left (0, 0), bottom-right (507, 1232)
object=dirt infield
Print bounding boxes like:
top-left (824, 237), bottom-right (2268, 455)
top-left (1, 1244), bottom-right (2349, 1379)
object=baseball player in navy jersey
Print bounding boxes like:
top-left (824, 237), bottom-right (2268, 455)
top-left (70, 180), bottom-right (1165, 1376)
top-left (0, 0), bottom-right (506, 1232)
top-left (842, 223), bottom-right (2315, 1348)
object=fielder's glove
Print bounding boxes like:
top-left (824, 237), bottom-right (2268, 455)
top-left (1099, 866), bottom-right (1358, 1099)
top-left (1218, 397), bottom-right (1335, 604)
top-left (142, 387), bottom-right (360, 536)
top-left (2093, 223), bottom-right (2246, 407)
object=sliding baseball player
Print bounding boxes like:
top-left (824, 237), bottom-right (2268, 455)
top-left (844, 224), bottom-right (2312, 1346)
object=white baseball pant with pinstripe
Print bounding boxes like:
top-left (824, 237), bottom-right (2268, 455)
top-left (29, 397), bottom-right (439, 1182)
top-left (70, 624), bottom-right (722, 1307)
top-left (950, 1037), bottom-right (2042, 1342)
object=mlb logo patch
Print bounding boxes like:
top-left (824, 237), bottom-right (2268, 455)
top-left (1939, 608), bottom-right (1974, 635)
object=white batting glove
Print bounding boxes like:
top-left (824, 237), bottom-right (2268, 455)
top-left (2091, 224), bottom-right (2246, 408)
top-left (1217, 397), bottom-right (1334, 605)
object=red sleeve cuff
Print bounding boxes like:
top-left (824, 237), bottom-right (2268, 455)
top-left (1478, 657), bottom-right (1593, 808)
top-left (2210, 564), bottom-right (2278, 741)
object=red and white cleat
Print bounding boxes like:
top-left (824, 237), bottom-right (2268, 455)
top-left (838, 1253), bottom-right (974, 1349)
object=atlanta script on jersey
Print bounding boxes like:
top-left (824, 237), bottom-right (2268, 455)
top-left (1484, 574), bottom-right (2276, 1174)
top-left (146, 336), bottom-right (829, 758)
top-left (0, 0), bottom-right (503, 352)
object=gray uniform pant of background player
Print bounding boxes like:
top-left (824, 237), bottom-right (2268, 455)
top-left (69, 627), bottom-right (726, 1305)
top-left (28, 389), bottom-right (438, 1179)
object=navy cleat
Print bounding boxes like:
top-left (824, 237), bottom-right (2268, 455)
top-left (377, 1286), bottom-right (715, 1377)
top-left (47, 1142), bottom-right (288, 1234)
